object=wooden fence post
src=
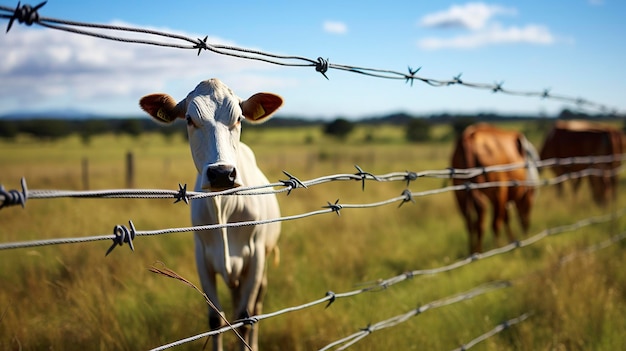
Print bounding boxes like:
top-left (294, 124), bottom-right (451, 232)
top-left (82, 157), bottom-right (89, 190)
top-left (126, 151), bottom-right (135, 188)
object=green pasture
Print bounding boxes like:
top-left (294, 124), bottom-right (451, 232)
top-left (0, 122), bottom-right (625, 350)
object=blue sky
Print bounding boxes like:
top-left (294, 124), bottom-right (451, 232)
top-left (0, 0), bottom-right (624, 119)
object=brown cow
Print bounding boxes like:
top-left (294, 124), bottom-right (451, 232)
top-left (539, 120), bottom-right (624, 206)
top-left (451, 123), bottom-right (539, 254)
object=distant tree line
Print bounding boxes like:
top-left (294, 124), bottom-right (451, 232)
top-left (0, 118), bottom-right (184, 143)
top-left (0, 108), bottom-right (621, 144)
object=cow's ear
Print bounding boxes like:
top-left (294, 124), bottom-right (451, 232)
top-left (241, 93), bottom-right (283, 123)
top-left (139, 93), bottom-right (184, 124)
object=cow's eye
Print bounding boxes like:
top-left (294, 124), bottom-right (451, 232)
top-left (186, 116), bottom-right (196, 127)
top-left (230, 116), bottom-right (243, 129)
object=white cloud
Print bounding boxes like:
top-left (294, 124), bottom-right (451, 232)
top-left (419, 2), bottom-right (516, 30)
top-left (323, 21), bottom-right (348, 35)
top-left (418, 23), bottom-right (556, 50)
top-left (0, 23), bottom-right (276, 113)
top-left (417, 3), bottom-right (560, 50)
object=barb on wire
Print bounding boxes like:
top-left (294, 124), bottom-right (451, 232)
top-left (106, 220), bottom-right (136, 256)
top-left (353, 165), bottom-right (379, 191)
top-left (0, 2), bottom-right (621, 113)
top-left (173, 183), bottom-right (189, 204)
top-left (324, 199), bottom-right (343, 216)
top-left (0, 177), bottom-right (27, 209)
top-left (280, 170), bottom-right (307, 195)
top-left (4, 0), bottom-right (45, 32)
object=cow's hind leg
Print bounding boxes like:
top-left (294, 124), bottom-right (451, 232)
top-left (469, 192), bottom-right (488, 254)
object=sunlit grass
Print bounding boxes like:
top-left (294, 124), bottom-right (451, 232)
top-left (0, 123), bottom-right (624, 350)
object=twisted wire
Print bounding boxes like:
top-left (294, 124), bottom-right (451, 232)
top-left (449, 312), bottom-right (532, 351)
top-left (318, 281), bottom-right (512, 351)
top-left (1, 155), bottom-right (624, 208)
top-left (0, 158), bottom-right (623, 253)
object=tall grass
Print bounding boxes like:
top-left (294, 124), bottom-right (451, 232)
top-left (0, 123), bottom-right (624, 350)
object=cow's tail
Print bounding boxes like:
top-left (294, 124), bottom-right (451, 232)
top-left (520, 135), bottom-right (540, 190)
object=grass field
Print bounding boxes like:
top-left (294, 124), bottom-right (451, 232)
top-left (1, 121), bottom-right (625, 351)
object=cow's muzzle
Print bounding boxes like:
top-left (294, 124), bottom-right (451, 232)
top-left (206, 164), bottom-right (238, 190)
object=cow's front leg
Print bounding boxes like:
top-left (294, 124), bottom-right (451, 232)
top-left (232, 251), bottom-right (266, 351)
top-left (195, 235), bottom-right (225, 351)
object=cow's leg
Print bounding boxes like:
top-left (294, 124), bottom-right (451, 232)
top-left (195, 236), bottom-right (224, 351)
top-left (551, 168), bottom-right (565, 196)
top-left (232, 250), bottom-right (266, 351)
top-left (472, 192), bottom-right (488, 253)
top-left (502, 202), bottom-right (515, 243)
top-left (453, 189), bottom-right (475, 254)
top-left (491, 188), bottom-right (510, 247)
top-left (515, 191), bottom-right (533, 235)
top-left (249, 269), bottom-right (268, 351)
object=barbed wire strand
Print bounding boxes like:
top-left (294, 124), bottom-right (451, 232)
top-left (151, 225), bottom-right (626, 351)
top-left (318, 281), bottom-right (513, 351)
top-left (2, 154), bottom-right (625, 208)
top-left (449, 312), bottom-right (532, 351)
top-left (321, 229), bottom-right (625, 351)
top-left (0, 159), bottom-right (623, 253)
top-left (0, 2), bottom-right (621, 114)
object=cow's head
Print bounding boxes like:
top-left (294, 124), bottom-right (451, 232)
top-left (139, 78), bottom-right (283, 191)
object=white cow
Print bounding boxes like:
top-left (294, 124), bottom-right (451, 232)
top-left (139, 78), bottom-right (282, 351)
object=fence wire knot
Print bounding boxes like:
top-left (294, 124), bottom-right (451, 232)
top-left (323, 199), bottom-right (342, 216)
top-left (315, 57), bottom-right (329, 79)
top-left (360, 324), bottom-right (373, 335)
top-left (280, 170), bottom-right (307, 195)
top-left (5, 1), bottom-right (46, 33)
top-left (446, 167), bottom-right (456, 178)
top-left (194, 35), bottom-right (208, 56)
top-left (0, 178), bottom-right (28, 209)
top-left (241, 316), bottom-right (259, 326)
top-left (354, 165), bottom-right (379, 191)
top-left (399, 189), bottom-right (415, 208)
top-left (173, 183), bottom-right (189, 204)
top-left (325, 291), bottom-right (336, 308)
top-left (404, 171), bottom-right (418, 187)
top-left (106, 220), bottom-right (136, 256)
top-left (452, 73), bottom-right (463, 85)
top-left (492, 81), bottom-right (504, 93)
top-left (405, 66), bottom-right (421, 86)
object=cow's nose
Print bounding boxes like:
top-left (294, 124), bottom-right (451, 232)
top-left (207, 165), bottom-right (237, 190)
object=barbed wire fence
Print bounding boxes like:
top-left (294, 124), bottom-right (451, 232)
top-left (1, 154), bottom-right (625, 349)
top-left (147, 218), bottom-right (626, 351)
top-left (1, 155), bottom-right (625, 253)
top-left (0, 1), bottom-right (623, 116)
top-left (1, 2), bottom-right (625, 349)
